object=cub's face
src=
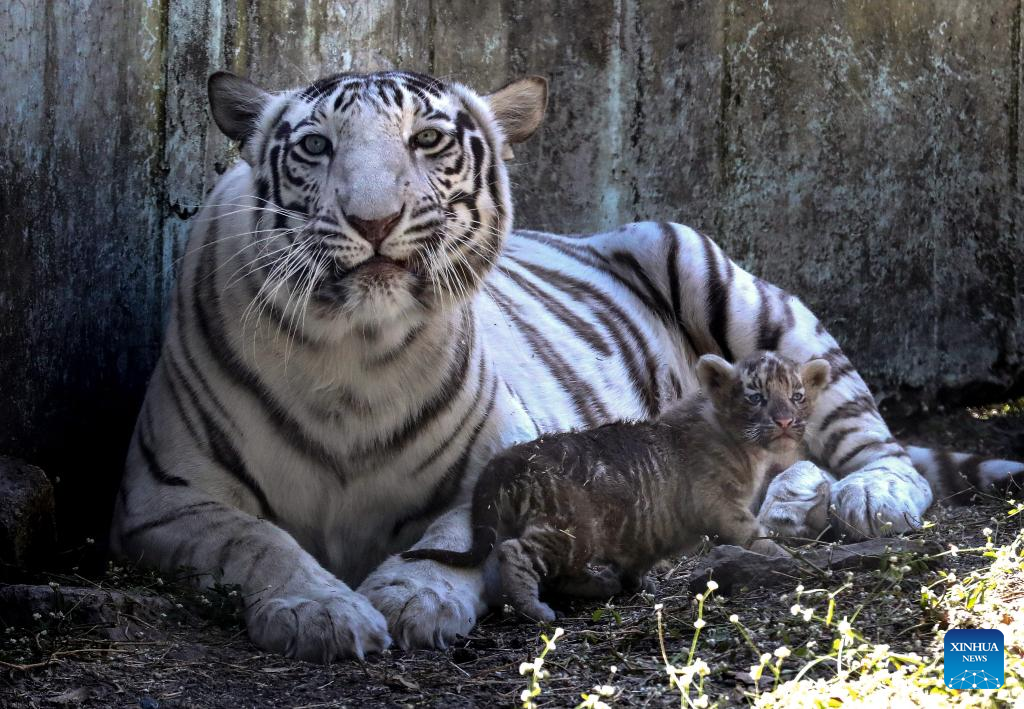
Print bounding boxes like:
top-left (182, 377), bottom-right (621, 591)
top-left (697, 352), bottom-right (831, 452)
top-left (207, 71), bottom-right (546, 330)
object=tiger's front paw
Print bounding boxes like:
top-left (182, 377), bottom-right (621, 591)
top-left (758, 461), bottom-right (835, 540)
top-left (247, 584), bottom-right (391, 662)
top-left (359, 555), bottom-right (485, 650)
top-left (830, 470), bottom-right (923, 540)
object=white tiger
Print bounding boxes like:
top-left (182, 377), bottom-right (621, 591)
top-left (111, 69), bottom-right (1024, 662)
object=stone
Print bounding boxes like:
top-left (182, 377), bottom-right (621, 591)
top-left (688, 538), bottom-right (943, 595)
top-left (0, 456), bottom-right (55, 569)
top-left (0, 584), bottom-right (176, 641)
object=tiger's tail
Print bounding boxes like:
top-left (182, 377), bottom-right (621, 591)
top-left (400, 524), bottom-right (496, 567)
top-left (907, 446), bottom-right (1024, 504)
top-left (401, 460), bottom-right (509, 567)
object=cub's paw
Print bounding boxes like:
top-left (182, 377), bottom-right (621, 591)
top-left (515, 599), bottom-right (557, 623)
top-left (749, 538), bottom-right (787, 557)
top-left (831, 472), bottom-right (922, 540)
top-left (758, 461), bottom-right (835, 540)
top-left (359, 556), bottom-right (483, 650)
top-left (247, 586), bottom-right (390, 662)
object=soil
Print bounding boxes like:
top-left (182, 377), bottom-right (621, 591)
top-left (0, 401), bottom-right (1021, 709)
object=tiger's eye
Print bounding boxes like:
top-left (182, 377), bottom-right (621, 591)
top-left (300, 134), bottom-right (330, 155)
top-left (746, 393), bottom-right (765, 406)
top-left (411, 129), bottom-right (442, 149)
top-left (791, 392), bottom-right (805, 403)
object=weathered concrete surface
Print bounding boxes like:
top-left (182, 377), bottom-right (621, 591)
top-left (0, 1), bottom-right (166, 543)
top-left (0, 1), bottom-right (1022, 543)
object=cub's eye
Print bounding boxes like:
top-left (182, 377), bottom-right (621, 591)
top-left (791, 392), bottom-right (805, 403)
top-left (300, 135), bottom-right (330, 155)
top-left (411, 129), bottom-right (443, 150)
top-left (746, 393), bottom-right (765, 406)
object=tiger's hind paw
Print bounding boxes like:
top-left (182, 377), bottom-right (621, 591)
top-left (758, 461), bottom-right (835, 540)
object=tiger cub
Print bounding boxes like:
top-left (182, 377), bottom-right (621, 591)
top-left (402, 351), bottom-right (831, 621)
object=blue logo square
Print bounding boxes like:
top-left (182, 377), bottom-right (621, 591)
top-left (944, 629), bottom-right (1004, 689)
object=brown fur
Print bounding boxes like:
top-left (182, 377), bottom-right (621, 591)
top-left (402, 351), bottom-right (831, 621)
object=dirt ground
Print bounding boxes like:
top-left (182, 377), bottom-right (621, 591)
top-left (1, 400), bottom-right (1021, 708)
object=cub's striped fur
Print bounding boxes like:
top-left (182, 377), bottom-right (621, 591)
top-left (111, 69), bottom-right (1024, 661)
top-left (403, 352), bottom-right (830, 622)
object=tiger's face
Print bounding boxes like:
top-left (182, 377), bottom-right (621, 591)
top-left (697, 351), bottom-right (832, 453)
top-left (207, 71), bottom-right (546, 331)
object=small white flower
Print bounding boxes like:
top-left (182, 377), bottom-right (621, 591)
top-left (774, 646), bottom-right (791, 659)
top-left (948, 544), bottom-right (959, 556)
top-left (609, 665), bottom-right (618, 674)
top-left (654, 603), bottom-right (664, 612)
top-left (888, 555), bottom-right (898, 563)
top-left (802, 608), bottom-right (813, 622)
top-left (795, 584), bottom-right (804, 594)
top-left (789, 603), bottom-right (801, 616)
top-left (705, 580), bottom-right (718, 592)
top-left (982, 527), bottom-right (993, 537)
top-left (85, 537), bottom-right (95, 545)
top-left (553, 627), bottom-right (565, 640)
top-left (31, 613), bottom-right (41, 621)
top-left (692, 659), bottom-right (710, 676)
top-left (693, 619), bottom-right (706, 629)
top-left (728, 614), bottom-right (739, 623)
top-left (694, 694), bottom-right (710, 708)
top-left (837, 618), bottom-right (854, 639)
top-left (695, 593), bottom-right (704, 602)
top-left (594, 684), bottom-right (616, 697)
top-left (807, 640), bottom-right (817, 649)
top-left (750, 664), bottom-right (764, 680)
top-left (759, 653), bottom-right (772, 664)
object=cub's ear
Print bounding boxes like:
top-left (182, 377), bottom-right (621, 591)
top-left (208, 71), bottom-right (270, 145)
top-left (696, 354), bottom-right (735, 395)
top-left (800, 358), bottom-right (832, 394)
top-left (486, 76), bottom-right (548, 156)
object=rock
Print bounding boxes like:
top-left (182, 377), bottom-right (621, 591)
top-left (688, 538), bottom-right (943, 595)
top-left (0, 584), bottom-right (177, 641)
top-left (0, 456), bottom-right (56, 569)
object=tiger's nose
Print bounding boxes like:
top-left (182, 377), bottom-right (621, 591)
top-left (347, 211), bottom-right (403, 249)
top-left (774, 417), bottom-right (794, 430)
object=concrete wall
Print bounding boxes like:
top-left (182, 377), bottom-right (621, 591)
top-left (1, 1), bottom-right (1021, 539)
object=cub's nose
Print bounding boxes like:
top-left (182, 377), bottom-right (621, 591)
top-left (774, 417), bottom-right (794, 430)
top-left (347, 211), bottom-right (403, 249)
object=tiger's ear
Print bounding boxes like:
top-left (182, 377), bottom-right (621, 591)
top-left (696, 354), bottom-right (736, 396)
top-left (208, 71), bottom-right (270, 146)
top-left (800, 359), bottom-right (832, 394)
top-left (486, 76), bottom-right (548, 158)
